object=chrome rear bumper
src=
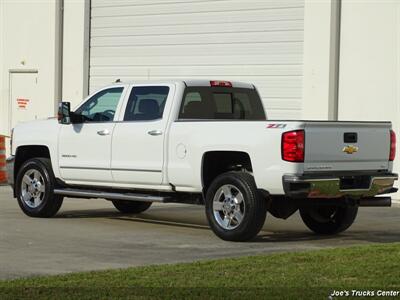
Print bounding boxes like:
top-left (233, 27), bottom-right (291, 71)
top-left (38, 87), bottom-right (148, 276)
top-left (283, 173), bottom-right (398, 199)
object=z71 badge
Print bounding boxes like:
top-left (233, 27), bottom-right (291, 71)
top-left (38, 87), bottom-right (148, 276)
top-left (266, 123), bottom-right (287, 129)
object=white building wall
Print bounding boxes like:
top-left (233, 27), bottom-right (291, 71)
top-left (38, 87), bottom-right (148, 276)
top-left (302, 0), bottom-right (339, 120)
top-left (0, 2), bottom-right (4, 134)
top-left (338, 0), bottom-right (400, 182)
top-left (62, 0), bottom-right (90, 108)
top-left (0, 0), bottom-right (59, 136)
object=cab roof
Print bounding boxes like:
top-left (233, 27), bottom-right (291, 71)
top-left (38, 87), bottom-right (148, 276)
top-left (108, 79), bottom-right (255, 89)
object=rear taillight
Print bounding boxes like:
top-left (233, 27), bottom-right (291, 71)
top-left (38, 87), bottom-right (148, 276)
top-left (390, 130), bottom-right (396, 161)
top-left (282, 130), bottom-right (305, 162)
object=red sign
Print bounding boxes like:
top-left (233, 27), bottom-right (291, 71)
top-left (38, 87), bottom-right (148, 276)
top-left (17, 98), bottom-right (29, 109)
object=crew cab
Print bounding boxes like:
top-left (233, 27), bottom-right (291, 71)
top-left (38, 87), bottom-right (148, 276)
top-left (6, 80), bottom-right (398, 241)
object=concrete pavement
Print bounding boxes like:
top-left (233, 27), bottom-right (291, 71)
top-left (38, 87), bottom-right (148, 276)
top-left (1, 186), bottom-right (400, 280)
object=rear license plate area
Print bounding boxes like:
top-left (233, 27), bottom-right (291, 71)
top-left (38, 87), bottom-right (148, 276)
top-left (340, 175), bottom-right (371, 190)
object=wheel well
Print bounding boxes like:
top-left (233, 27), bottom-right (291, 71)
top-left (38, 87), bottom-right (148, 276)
top-left (202, 151), bottom-right (253, 190)
top-left (14, 145), bottom-right (51, 181)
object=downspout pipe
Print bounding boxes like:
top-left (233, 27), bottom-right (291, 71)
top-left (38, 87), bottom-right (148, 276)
top-left (55, 0), bottom-right (64, 114)
top-left (329, 0), bottom-right (341, 120)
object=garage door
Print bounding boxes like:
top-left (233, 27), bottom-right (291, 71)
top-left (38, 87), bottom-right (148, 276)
top-left (90, 0), bottom-right (304, 119)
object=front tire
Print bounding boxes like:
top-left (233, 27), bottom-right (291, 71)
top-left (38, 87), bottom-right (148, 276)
top-left (205, 171), bottom-right (267, 242)
top-left (15, 158), bottom-right (63, 218)
top-left (112, 200), bottom-right (152, 214)
top-left (299, 205), bottom-right (358, 235)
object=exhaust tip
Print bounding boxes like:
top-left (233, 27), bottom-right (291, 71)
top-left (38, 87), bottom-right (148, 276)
top-left (359, 197), bottom-right (391, 207)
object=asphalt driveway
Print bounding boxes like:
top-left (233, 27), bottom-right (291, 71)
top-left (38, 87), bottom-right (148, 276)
top-left (1, 186), bottom-right (400, 280)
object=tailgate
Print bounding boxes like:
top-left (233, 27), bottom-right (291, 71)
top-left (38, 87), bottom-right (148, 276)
top-left (304, 122), bottom-right (391, 172)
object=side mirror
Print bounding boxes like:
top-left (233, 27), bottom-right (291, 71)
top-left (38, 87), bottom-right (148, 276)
top-left (58, 102), bottom-right (71, 124)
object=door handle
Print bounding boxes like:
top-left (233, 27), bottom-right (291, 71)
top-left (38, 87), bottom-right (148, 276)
top-left (148, 130), bottom-right (163, 136)
top-left (97, 129), bottom-right (110, 136)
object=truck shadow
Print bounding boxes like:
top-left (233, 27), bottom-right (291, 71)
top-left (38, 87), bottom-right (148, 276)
top-left (55, 207), bottom-right (400, 244)
top-left (56, 208), bottom-right (211, 230)
top-left (114, 215), bottom-right (211, 230)
top-left (115, 215), bottom-right (357, 243)
top-left (57, 208), bottom-right (127, 219)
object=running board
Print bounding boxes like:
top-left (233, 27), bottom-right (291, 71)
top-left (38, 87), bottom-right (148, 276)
top-left (53, 188), bottom-right (170, 203)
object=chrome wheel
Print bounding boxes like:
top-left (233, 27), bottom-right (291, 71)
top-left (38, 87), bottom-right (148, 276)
top-left (20, 169), bottom-right (45, 208)
top-left (213, 184), bottom-right (245, 230)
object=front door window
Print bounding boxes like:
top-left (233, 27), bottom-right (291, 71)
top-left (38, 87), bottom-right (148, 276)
top-left (75, 87), bottom-right (123, 122)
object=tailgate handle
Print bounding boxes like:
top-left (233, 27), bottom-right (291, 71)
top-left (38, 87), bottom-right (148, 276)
top-left (344, 132), bottom-right (357, 143)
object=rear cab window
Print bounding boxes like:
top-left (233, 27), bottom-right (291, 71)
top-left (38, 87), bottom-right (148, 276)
top-left (179, 85), bottom-right (266, 120)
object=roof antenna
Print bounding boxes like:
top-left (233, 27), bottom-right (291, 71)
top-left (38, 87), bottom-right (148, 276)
top-left (115, 78), bottom-right (121, 83)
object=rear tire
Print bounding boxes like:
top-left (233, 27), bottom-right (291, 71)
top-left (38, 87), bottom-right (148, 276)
top-left (15, 158), bottom-right (63, 218)
top-left (112, 200), bottom-right (152, 214)
top-left (299, 205), bottom-right (358, 235)
top-left (205, 171), bottom-right (267, 242)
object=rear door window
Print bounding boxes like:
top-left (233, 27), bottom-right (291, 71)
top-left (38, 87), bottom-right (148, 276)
top-left (179, 87), bottom-right (265, 120)
top-left (124, 86), bottom-right (170, 121)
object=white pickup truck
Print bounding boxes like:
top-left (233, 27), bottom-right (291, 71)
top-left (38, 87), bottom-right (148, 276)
top-left (6, 80), bottom-right (398, 241)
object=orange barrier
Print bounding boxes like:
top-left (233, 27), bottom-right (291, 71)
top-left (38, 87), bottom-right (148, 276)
top-left (0, 136), bottom-right (7, 184)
